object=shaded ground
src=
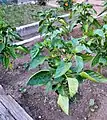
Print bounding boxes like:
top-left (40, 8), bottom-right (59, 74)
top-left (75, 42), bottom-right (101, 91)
top-left (0, 60), bottom-right (107, 120)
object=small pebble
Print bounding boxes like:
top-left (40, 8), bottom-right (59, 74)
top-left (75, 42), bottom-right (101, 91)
top-left (93, 84), bottom-right (97, 87)
top-left (38, 116), bottom-right (42, 119)
top-left (88, 113), bottom-right (91, 118)
top-left (89, 99), bottom-right (95, 106)
top-left (84, 117), bottom-right (87, 120)
top-left (94, 105), bottom-right (99, 109)
top-left (90, 108), bottom-right (95, 112)
top-left (89, 89), bottom-right (92, 92)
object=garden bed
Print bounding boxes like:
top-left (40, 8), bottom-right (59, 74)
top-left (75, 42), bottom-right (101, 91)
top-left (0, 1), bottom-right (107, 120)
top-left (1, 4), bottom-right (65, 27)
top-left (1, 1), bottom-right (102, 27)
top-left (0, 25), bottom-right (107, 120)
top-left (1, 55), bottom-right (107, 120)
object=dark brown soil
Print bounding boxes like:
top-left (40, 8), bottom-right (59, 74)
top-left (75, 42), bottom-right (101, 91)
top-left (1, 60), bottom-right (107, 120)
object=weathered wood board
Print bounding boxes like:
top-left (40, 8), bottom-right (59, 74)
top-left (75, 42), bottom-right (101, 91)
top-left (0, 85), bottom-right (5, 95)
top-left (0, 102), bottom-right (15, 120)
top-left (0, 85), bottom-right (33, 120)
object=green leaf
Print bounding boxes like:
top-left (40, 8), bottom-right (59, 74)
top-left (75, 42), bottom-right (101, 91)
top-left (75, 45), bottom-right (83, 53)
top-left (0, 55), bottom-right (3, 63)
top-left (71, 38), bottom-right (80, 46)
top-left (70, 16), bottom-right (78, 31)
top-left (57, 94), bottom-right (69, 115)
top-left (0, 42), bottom-right (5, 53)
top-left (27, 70), bottom-right (51, 86)
top-left (83, 23), bottom-right (89, 32)
top-left (59, 18), bottom-right (68, 26)
top-left (93, 19), bottom-right (101, 28)
top-left (8, 47), bottom-right (17, 59)
top-left (80, 70), bottom-right (107, 83)
top-left (86, 28), bottom-right (94, 36)
top-left (39, 24), bottom-right (48, 35)
top-left (54, 77), bottom-right (65, 84)
top-left (61, 26), bottom-right (69, 34)
top-left (99, 56), bottom-right (107, 65)
top-left (92, 54), bottom-right (100, 67)
top-left (3, 56), bottom-right (10, 68)
top-left (54, 61), bottom-right (72, 78)
top-left (30, 45), bottom-right (40, 59)
top-left (74, 56), bottom-right (83, 73)
top-left (19, 87), bottom-right (27, 93)
top-left (51, 38), bottom-right (63, 48)
top-left (16, 46), bottom-right (29, 53)
top-left (75, 45), bottom-right (92, 53)
top-left (45, 81), bottom-right (52, 93)
top-left (103, 24), bottom-right (107, 30)
top-left (51, 30), bottom-right (61, 40)
top-left (80, 54), bottom-right (93, 62)
top-left (9, 31), bottom-right (21, 40)
top-left (29, 55), bottom-right (47, 70)
top-left (88, 16), bottom-right (94, 23)
top-left (94, 29), bottom-right (105, 37)
top-left (57, 85), bottom-right (67, 96)
top-left (83, 45), bottom-right (92, 53)
top-left (67, 78), bottom-right (79, 97)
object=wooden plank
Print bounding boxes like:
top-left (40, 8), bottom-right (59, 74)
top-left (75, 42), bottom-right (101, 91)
top-left (0, 95), bottom-right (33, 120)
top-left (14, 35), bottom-right (41, 45)
top-left (0, 85), bottom-right (5, 95)
top-left (0, 102), bottom-right (15, 120)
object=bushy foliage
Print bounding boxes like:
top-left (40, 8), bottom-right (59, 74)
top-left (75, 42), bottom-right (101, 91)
top-left (0, 20), bottom-right (29, 68)
top-left (57, 0), bottom-right (76, 11)
top-left (27, 3), bottom-right (107, 114)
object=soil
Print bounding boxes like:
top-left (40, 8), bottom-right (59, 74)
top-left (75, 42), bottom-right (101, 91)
top-left (1, 57), bottom-right (107, 120)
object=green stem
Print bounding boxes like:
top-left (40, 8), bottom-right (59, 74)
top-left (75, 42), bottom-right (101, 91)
top-left (97, 65), bottom-right (102, 74)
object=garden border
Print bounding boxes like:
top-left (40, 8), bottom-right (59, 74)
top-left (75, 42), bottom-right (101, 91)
top-left (15, 12), bottom-right (106, 45)
top-left (16, 14), bottom-right (69, 37)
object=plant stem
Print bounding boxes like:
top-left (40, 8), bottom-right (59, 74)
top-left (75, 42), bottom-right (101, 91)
top-left (97, 65), bottom-right (102, 74)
